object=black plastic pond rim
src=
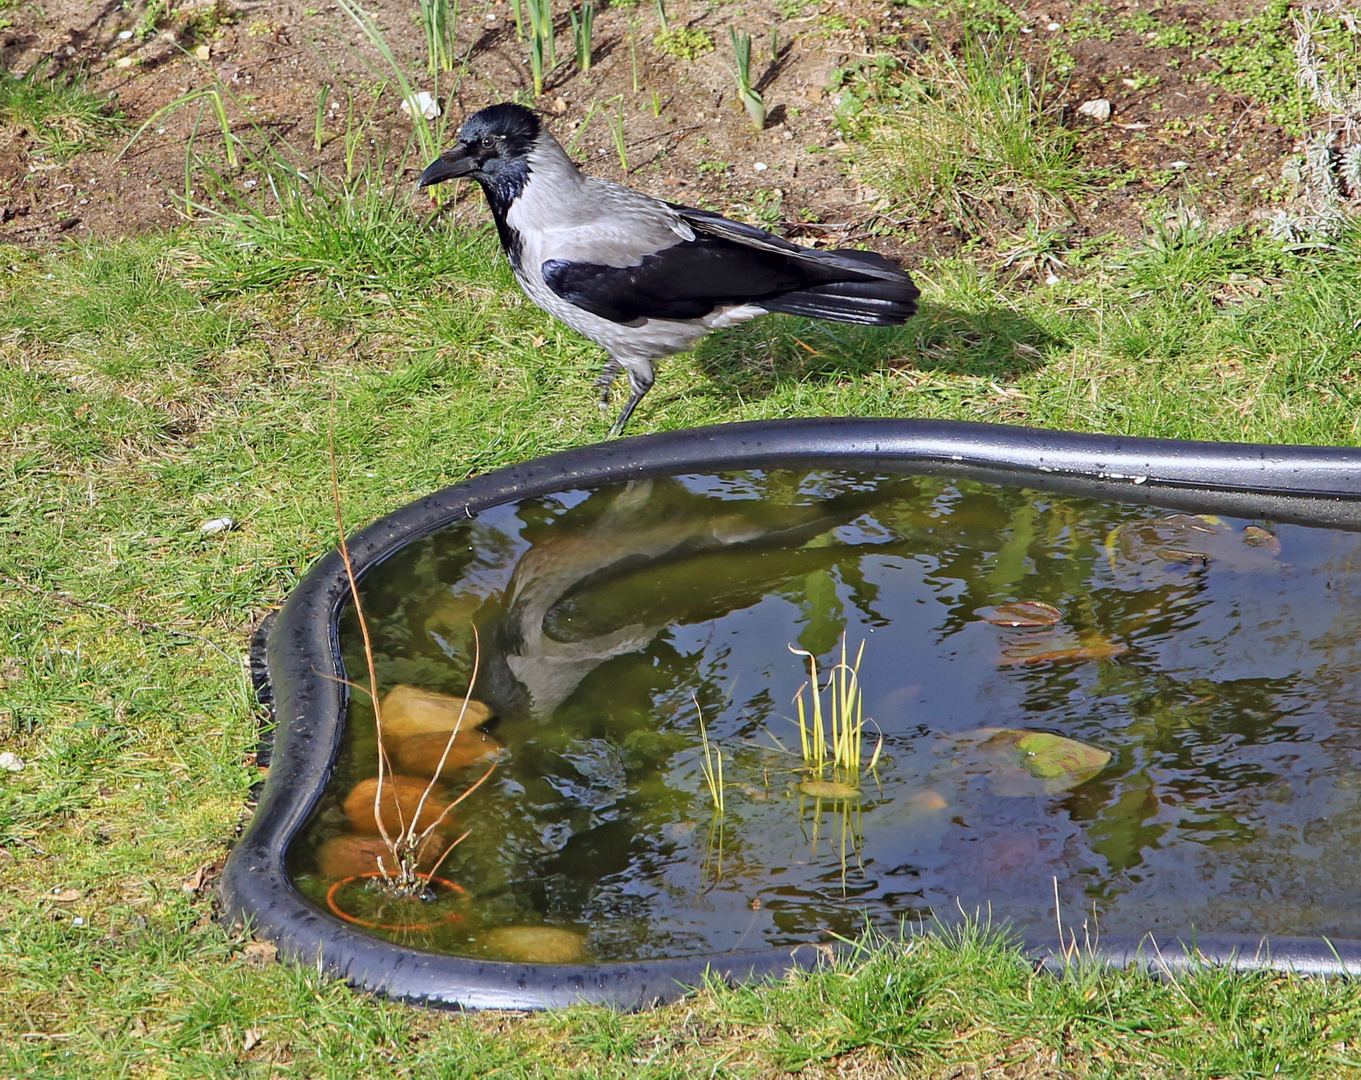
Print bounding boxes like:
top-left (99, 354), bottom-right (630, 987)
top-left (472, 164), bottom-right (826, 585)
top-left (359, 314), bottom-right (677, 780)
top-left (220, 417), bottom-right (1361, 1010)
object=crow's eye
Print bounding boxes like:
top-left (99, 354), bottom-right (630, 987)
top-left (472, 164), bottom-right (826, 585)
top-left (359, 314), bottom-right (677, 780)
top-left (480, 136), bottom-right (496, 150)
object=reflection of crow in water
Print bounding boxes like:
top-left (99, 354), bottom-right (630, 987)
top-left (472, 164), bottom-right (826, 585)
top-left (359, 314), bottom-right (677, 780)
top-left (479, 475), bottom-right (917, 719)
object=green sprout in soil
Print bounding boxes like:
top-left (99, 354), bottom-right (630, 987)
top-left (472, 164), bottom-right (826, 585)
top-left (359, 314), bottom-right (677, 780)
top-left (525, 0), bottom-right (556, 96)
top-left (570, 0), bottom-right (595, 74)
top-left (419, 0), bottom-right (461, 75)
top-left (729, 29), bottom-right (766, 130)
top-left (608, 95), bottom-right (627, 171)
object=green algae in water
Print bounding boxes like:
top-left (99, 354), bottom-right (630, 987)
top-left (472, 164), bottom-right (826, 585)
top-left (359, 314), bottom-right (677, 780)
top-left (288, 470), bottom-right (1361, 963)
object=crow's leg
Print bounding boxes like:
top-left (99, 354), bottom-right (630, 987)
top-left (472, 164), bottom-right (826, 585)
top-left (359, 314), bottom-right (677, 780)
top-left (609, 361), bottom-right (655, 437)
top-left (594, 358), bottom-right (622, 410)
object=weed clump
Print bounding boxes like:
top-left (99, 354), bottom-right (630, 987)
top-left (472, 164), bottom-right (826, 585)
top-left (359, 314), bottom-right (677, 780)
top-left (0, 63), bottom-right (122, 158)
top-left (653, 27), bottom-right (714, 61)
top-left (844, 36), bottom-right (1087, 233)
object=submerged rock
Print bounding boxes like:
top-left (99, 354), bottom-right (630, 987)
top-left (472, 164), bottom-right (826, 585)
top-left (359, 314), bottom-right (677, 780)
top-left (392, 729), bottom-right (502, 779)
top-left (798, 780), bottom-right (860, 800)
top-left (378, 684), bottom-right (494, 742)
top-left (341, 775), bottom-right (454, 836)
top-left (482, 926), bottom-right (585, 963)
top-left (315, 831), bottom-right (445, 881)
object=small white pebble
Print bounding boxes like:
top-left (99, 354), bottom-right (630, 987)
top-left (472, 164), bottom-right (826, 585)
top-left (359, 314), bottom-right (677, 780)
top-left (200, 516), bottom-right (235, 535)
top-left (1047, 22), bottom-right (1061, 31)
top-left (118, 29), bottom-right (134, 40)
top-left (1168, 161), bottom-right (1190, 169)
top-left (754, 161), bottom-right (768, 171)
top-left (115, 57), bottom-right (134, 68)
top-left (1020, 26), bottom-right (1033, 33)
top-left (0, 752), bottom-right (24, 772)
top-left (156, 127), bottom-right (166, 134)
top-left (1045, 273), bottom-right (1060, 285)
top-left (73, 917), bottom-right (86, 926)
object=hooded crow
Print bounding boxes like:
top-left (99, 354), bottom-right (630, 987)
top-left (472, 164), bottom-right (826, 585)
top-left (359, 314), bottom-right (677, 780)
top-left (418, 103), bottom-right (919, 436)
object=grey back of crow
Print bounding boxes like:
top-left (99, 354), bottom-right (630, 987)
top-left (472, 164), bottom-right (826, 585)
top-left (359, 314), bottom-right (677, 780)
top-left (419, 102), bottom-right (919, 436)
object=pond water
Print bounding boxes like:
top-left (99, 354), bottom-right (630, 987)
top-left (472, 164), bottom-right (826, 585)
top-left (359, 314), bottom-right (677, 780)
top-left (288, 469), bottom-right (1361, 963)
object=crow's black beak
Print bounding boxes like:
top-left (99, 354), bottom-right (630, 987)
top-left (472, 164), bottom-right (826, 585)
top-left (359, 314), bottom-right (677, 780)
top-left (418, 145), bottom-right (475, 187)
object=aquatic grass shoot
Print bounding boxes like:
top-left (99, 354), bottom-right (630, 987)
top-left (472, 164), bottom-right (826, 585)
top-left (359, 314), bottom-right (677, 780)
top-left (695, 698), bottom-right (725, 816)
top-left (729, 29), bottom-right (766, 130)
top-left (790, 636), bottom-right (882, 791)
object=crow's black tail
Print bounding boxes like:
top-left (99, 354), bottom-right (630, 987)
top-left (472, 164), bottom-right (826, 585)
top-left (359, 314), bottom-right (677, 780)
top-left (761, 248), bottom-right (920, 326)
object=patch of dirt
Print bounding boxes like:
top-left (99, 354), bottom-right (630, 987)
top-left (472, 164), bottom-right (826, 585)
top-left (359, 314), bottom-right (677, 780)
top-left (0, 0), bottom-right (1307, 259)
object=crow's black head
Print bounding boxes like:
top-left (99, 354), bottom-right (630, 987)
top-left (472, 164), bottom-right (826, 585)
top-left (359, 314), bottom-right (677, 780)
top-left (418, 103), bottom-right (541, 192)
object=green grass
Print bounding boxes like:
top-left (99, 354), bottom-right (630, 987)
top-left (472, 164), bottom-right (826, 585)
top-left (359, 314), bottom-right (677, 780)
top-left (0, 62), bottom-right (122, 158)
top-left (843, 34), bottom-right (1090, 233)
top-left (4, 66), bottom-right (1361, 1071)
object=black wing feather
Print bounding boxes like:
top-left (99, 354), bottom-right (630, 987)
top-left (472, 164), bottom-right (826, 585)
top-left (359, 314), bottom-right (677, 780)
top-left (542, 206), bottom-right (919, 326)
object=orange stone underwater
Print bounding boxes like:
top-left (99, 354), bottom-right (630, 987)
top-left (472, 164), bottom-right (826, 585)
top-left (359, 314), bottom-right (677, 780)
top-left (378, 684), bottom-right (494, 741)
top-left (392, 729), bottom-right (502, 779)
top-left (342, 774), bottom-right (454, 837)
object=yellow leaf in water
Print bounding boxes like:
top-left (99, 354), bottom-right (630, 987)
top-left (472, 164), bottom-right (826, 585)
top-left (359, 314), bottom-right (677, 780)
top-left (985, 601), bottom-right (1061, 627)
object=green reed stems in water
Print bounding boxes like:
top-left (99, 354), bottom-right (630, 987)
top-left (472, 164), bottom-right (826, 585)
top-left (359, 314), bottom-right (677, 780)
top-left (729, 28), bottom-right (766, 131)
top-left (569, 0), bottom-right (594, 73)
top-left (696, 700), bottom-right (725, 815)
top-left (420, 0), bottom-right (461, 75)
top-left (791, 636), bottom-right (882, 787)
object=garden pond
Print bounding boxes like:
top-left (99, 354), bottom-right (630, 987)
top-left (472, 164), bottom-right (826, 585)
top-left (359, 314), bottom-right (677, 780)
top-left (288, 468), bottom-right (1361, 964)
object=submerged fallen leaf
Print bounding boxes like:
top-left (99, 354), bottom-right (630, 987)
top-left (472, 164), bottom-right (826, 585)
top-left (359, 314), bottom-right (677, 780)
top-left (985, 601), bottom-right (1062, 627)
top-left (798, 780), bottom-right (860, 800)
top-left (1242, 525), bottom-right (1281, 552)
top-left (986, 730), bottom-right (1112, 782)
top-left (1106, 513), bottom-right (1279, 573)
top-left (999, 635), bottom-right (1127, 667)
top-left (950, 728), bottom-right (1112, 796)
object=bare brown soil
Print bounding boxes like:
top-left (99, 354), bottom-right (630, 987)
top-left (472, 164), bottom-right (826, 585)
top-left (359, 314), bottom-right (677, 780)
top-left (0, 0), bottom-right (1297, 257)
